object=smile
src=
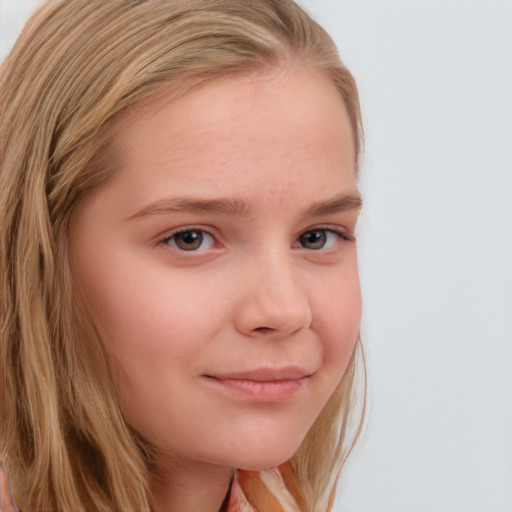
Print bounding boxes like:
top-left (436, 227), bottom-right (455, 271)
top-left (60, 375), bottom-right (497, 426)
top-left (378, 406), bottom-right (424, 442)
top-left (203, 367), bottom-right (313, 402)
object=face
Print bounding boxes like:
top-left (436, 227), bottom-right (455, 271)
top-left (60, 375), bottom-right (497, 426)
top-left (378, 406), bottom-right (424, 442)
top-left (68, 65), bottom-right (361, 472)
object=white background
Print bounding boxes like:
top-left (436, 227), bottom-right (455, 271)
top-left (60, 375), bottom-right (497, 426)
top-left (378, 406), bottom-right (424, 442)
top-left (1, 1), bottom-right (511, 511)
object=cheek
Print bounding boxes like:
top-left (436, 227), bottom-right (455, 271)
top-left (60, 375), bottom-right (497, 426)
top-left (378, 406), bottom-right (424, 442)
top-left (84, 256), bottom-right (216, 346)
top-left (79, 268), bottom-right (213, 436)
top-left (316, 262), bottom-right (361, 368)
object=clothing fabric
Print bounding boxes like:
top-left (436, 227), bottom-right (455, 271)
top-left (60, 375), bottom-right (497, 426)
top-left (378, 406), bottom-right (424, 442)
top-left (226, 467), bottom-right (301, 512)
top-left (0, 461), bottom-right (301, 512)
top-left (0, 462), bottom-right (19, 512)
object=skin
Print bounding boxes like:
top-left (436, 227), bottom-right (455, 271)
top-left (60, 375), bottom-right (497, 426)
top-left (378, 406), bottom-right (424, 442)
top-left (68, 65), bottom-right (361, 512)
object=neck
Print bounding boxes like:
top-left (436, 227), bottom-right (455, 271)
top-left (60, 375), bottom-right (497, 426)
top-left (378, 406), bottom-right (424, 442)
top-left (149, 458), bottom-right (235, 512)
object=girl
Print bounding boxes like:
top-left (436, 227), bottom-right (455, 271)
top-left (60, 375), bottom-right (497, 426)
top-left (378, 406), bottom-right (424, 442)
top-left (0, 1), bottom-right (365, 511)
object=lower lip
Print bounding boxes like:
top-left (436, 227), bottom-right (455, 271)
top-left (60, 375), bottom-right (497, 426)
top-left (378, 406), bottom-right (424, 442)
top-left (204, 376), bottom-right (310, 402)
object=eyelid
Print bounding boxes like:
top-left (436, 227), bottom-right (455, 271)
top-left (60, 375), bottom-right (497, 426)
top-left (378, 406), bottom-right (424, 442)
top-left (292, 224), bottom-right (355, 252)
top-left (154, 223), bottom-right (354, 253)
top-left (300, 224), bottom-right (354, 241)
top-left (156, 225), bottom-right (220, 252)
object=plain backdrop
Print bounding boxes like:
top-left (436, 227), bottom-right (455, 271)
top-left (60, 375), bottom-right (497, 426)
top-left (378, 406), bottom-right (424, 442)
top-left (1, 1), bottom-right (511, 511)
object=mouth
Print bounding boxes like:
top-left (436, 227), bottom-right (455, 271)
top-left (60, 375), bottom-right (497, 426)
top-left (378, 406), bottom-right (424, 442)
top-left (203, 366), bottom-right (314, 402)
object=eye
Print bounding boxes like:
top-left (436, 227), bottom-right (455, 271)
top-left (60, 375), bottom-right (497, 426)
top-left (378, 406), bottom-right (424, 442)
top-left (297, 228), bottom-right (349, 250)
top-left (161, 229), bottom-right (215, 252)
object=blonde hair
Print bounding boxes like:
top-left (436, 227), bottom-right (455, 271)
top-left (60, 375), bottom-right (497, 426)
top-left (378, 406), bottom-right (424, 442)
top-left (0, 1), bottom-right (365, 511)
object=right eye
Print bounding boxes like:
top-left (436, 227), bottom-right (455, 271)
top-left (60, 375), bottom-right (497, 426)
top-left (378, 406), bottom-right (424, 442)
top-left (159, 229), bottom-right (215, 252)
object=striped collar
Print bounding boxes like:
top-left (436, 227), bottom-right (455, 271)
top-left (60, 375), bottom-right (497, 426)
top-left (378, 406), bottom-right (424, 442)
top-left (225, 466), bottom-right (302, 512)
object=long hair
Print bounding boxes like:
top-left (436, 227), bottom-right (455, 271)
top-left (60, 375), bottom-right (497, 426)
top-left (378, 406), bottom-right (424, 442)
top-left (0, 1), bottom-right (365, 511)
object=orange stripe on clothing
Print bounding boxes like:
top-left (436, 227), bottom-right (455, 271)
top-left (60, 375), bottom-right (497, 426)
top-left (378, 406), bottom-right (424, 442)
top-left (226, 466), bottom-right (302, 512)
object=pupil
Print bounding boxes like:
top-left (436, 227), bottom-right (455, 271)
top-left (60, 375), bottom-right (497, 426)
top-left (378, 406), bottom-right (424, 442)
top-left (176, 231), bottom-right (202, 250)
top-left (301, 231), bottom-right (326, 249)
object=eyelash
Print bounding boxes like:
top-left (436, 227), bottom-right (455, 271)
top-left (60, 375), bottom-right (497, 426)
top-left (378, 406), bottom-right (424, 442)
top-left (295, 227), bottom-right (353, 250)
top-left (158, 227), bottom-right (217, 252)
top-left (157, 225), bottom-right (353, 253)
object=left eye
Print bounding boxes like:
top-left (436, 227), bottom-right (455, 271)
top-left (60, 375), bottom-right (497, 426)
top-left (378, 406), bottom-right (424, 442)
top-left (297, 229), bottom-right (344, 250)
top-left (163, 229), bottom-right (215, 251)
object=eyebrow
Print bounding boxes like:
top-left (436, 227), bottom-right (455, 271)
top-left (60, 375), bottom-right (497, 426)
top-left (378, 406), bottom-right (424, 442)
top-left (305, 193), bottom-right (362, 217)
top-left (126, 196), bottom-right (250, 221)
top-left (126, 192), bottom-right (362, 221)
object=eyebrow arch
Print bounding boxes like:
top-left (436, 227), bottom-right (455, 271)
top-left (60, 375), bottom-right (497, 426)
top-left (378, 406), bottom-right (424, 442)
top-left (126, 192), bottom-right (362, 222)
top-left (305, 193), bottom-right (363, 217)
top-left (126, 196), bottom-right (250, 221)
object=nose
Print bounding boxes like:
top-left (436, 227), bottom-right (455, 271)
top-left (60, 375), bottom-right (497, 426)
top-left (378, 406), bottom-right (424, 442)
top-left (234, 252), bottom-right (313, 338)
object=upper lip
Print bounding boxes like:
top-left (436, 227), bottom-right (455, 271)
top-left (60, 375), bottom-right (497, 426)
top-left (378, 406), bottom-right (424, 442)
top-left (206, 366), bottom-right (313, 382)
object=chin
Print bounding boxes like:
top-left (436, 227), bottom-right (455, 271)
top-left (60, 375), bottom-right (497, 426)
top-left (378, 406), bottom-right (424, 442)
top-left (215, 410), bottom-right (321, 470)
top-left (234, 455), bottom-right (296, 472)
top-left (219, 432), bottom-right (305, 471)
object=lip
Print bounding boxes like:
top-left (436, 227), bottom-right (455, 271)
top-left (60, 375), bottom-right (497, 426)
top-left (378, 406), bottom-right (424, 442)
top-left (211, 365), bottom-right (312, 382)
top-left (203, 366), bottom-right (313, 402)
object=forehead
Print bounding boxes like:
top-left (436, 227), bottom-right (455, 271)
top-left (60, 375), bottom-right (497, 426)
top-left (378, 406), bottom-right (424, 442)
top-left (86, 65), bottom-right (356, 217)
